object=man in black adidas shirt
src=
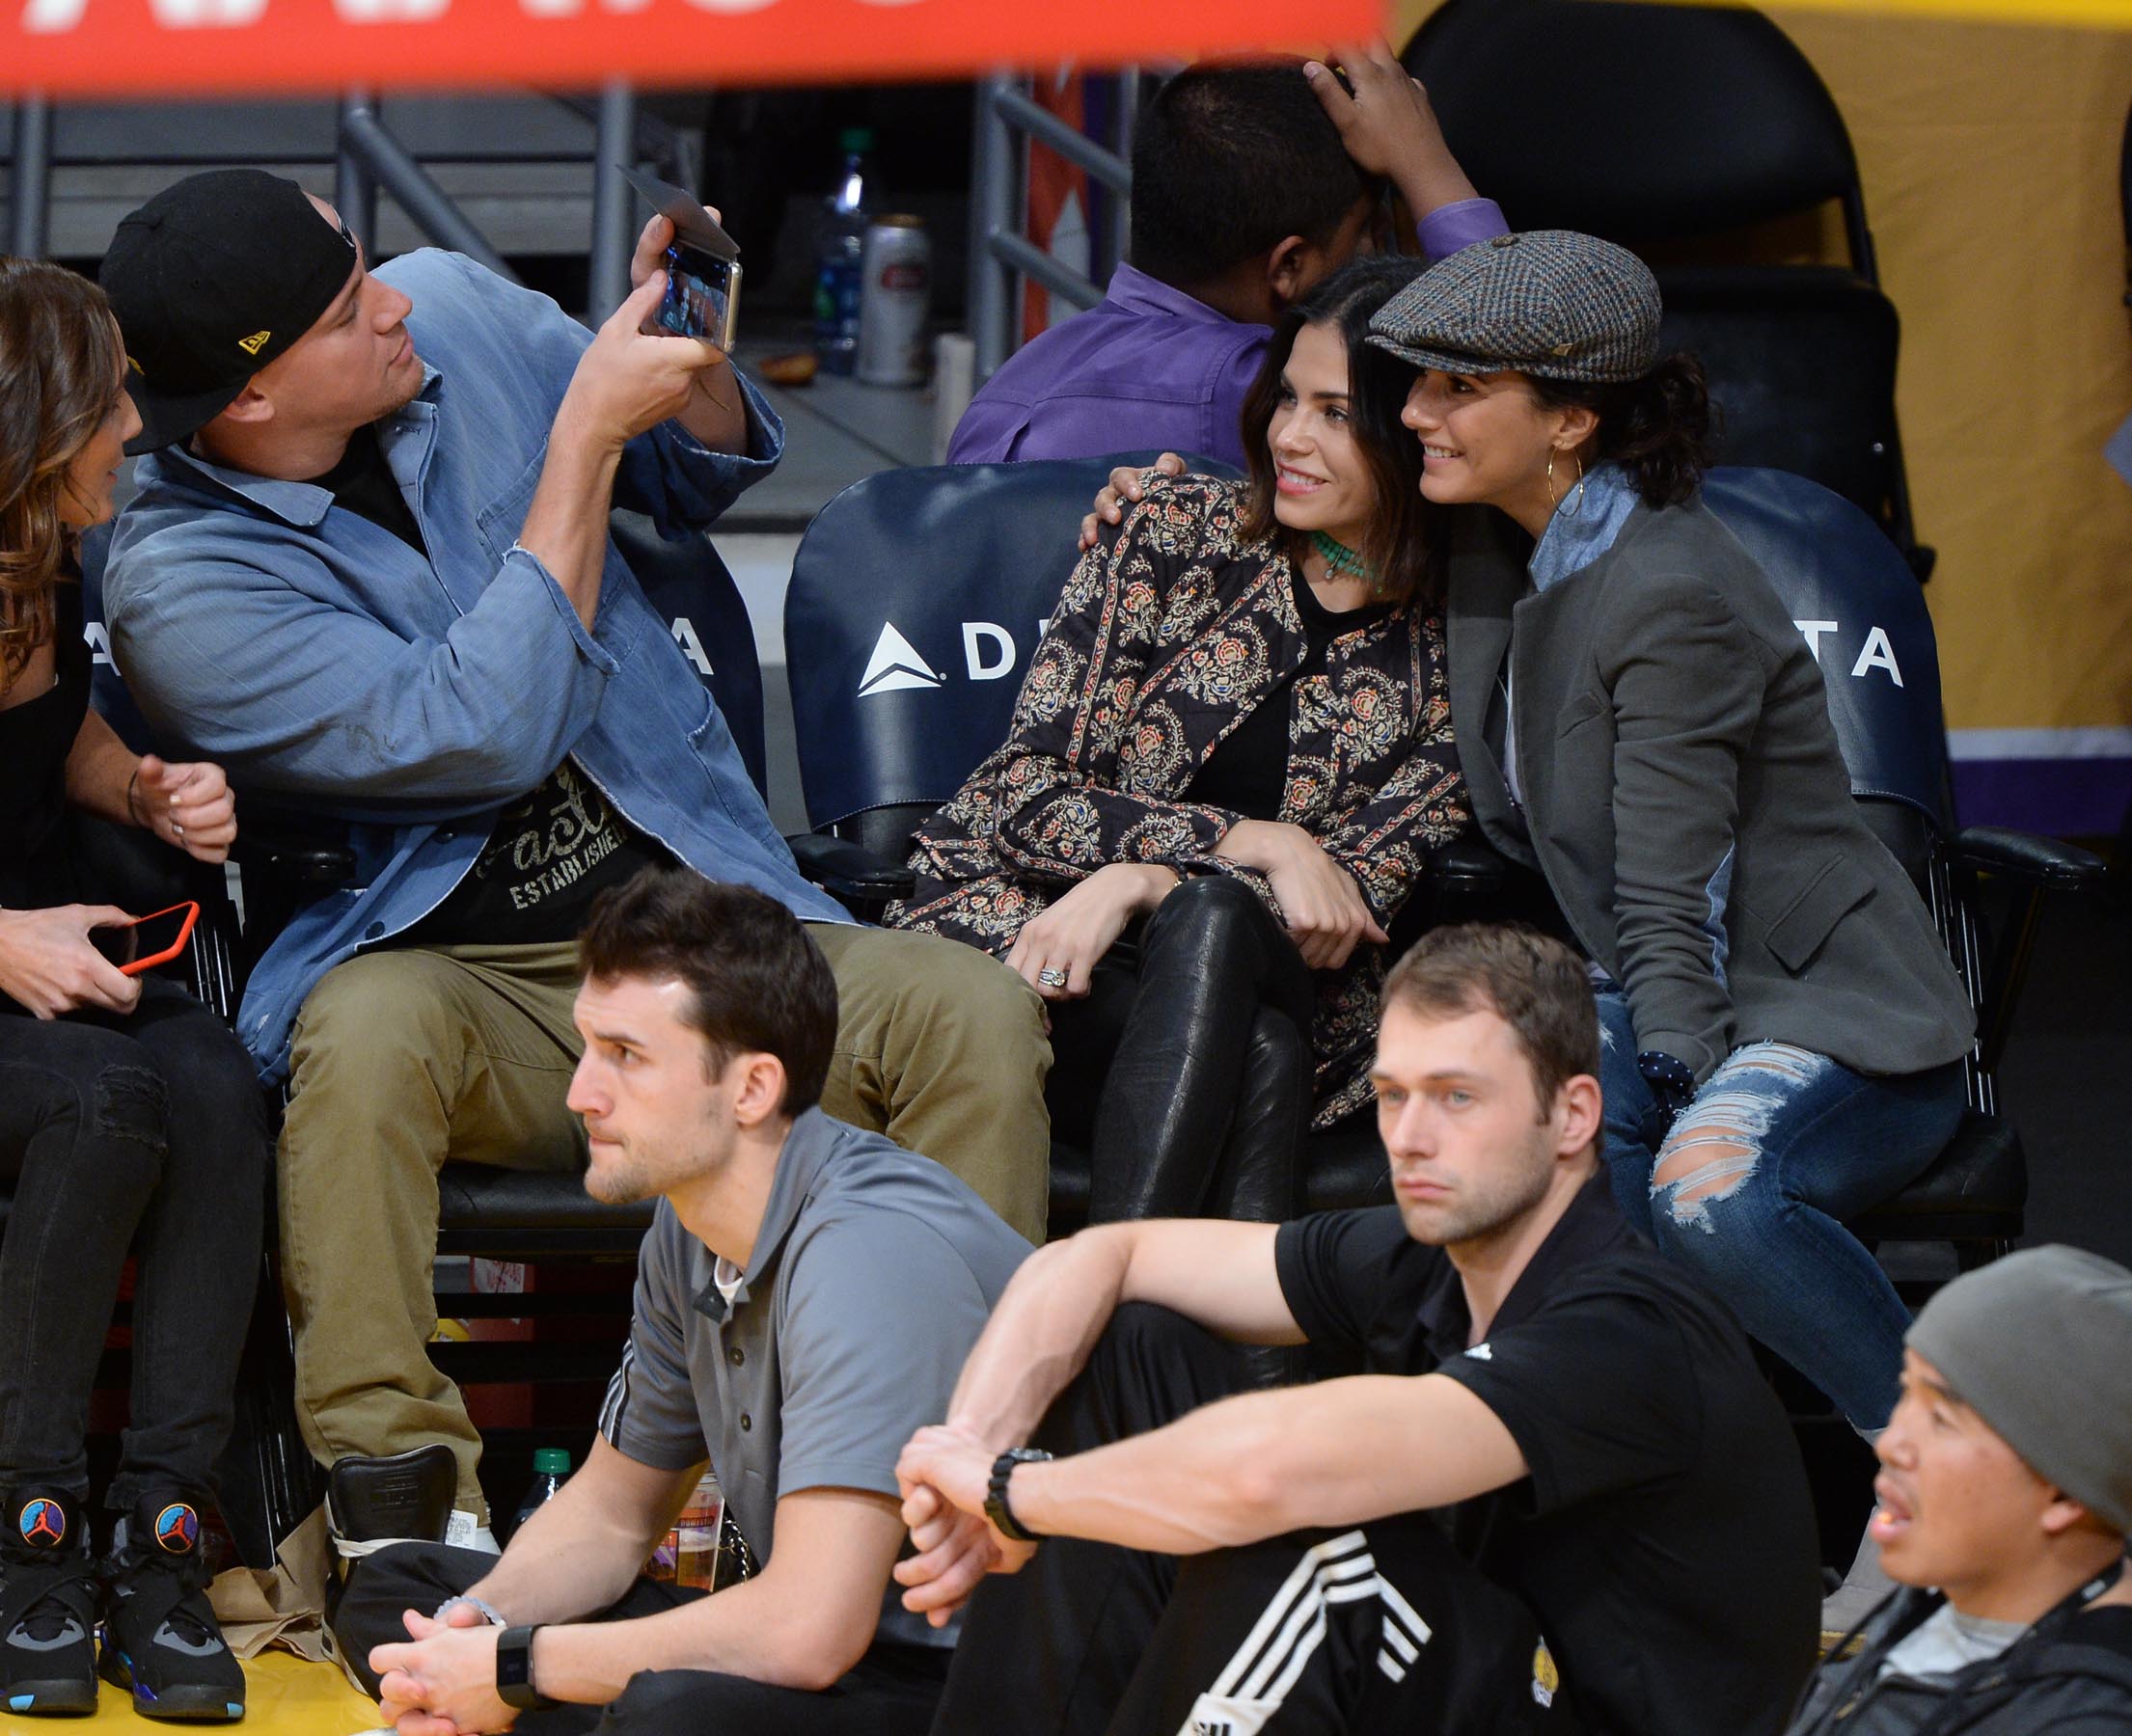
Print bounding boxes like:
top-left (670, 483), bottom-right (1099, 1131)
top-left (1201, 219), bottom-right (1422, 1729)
top-left (896, 924), bottom-right (1820, 1735)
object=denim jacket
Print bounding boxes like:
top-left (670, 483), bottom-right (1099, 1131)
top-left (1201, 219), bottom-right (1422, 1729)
top-left (103, 248), bottom-right (848, 1081)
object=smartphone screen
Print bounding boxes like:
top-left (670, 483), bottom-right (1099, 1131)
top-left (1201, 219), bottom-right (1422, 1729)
top-left (90, 903), bottom-right (198, 975)
top-left (658, 242), bottom-right (739, 349)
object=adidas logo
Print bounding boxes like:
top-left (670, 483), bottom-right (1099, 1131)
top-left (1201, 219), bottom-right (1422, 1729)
top-left (857, 623), bottom-right (946, 697)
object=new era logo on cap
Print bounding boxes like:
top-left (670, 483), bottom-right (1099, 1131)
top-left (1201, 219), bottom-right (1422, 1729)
top-left (100, 168), bottom-right (358, 451)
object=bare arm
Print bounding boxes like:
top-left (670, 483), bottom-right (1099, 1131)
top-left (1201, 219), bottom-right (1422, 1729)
top-left (912, 1372), bottom-right (1526, 1558)
top-left (530, 1490), bottom-right (902, 1700)
top-left (944, 1219), bottom-right (1303, 1451)
top-left (1012, 1372), bottom-right (1524, 1551)
top-left (63, 710), bottom-right (239, 864)
top-left (371, 1485), bottom-right (905, 1734)
top-left (61, 706), bottom-right (137, 826)
top-left (456, 1437), bottom-right (693, 1626)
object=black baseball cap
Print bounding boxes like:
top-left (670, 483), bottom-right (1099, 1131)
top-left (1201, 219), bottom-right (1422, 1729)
top-left (101, 169), bottom-right (360, 453)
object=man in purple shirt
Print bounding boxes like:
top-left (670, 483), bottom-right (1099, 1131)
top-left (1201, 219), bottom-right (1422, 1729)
top-left (948, 44), bottom-right (1507, 472)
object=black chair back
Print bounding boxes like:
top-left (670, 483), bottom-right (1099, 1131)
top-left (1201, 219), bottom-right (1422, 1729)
top-left (1404, 0), bottom-right (1924, 571)
top-left (1662, 268), bottom-right (1904, 541)
top-left (1406, 0), bottom-right (1866, 263)
top-left (784, 453), bottom-right (1239, 858)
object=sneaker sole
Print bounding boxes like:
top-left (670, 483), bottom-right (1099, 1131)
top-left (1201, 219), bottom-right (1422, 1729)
top-left (98, 1652), bottom-right (244, 1722)
top-left (2, 1676), bottom-right (100, 1716)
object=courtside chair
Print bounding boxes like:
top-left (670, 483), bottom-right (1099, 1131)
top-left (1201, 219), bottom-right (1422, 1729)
top-left (1404, 0), bottom-right (1933, 580)
top-left (780, 457), bottom-right (2103, 1251)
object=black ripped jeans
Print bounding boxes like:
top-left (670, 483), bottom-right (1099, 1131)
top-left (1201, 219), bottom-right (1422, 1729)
top-left (0, 978), bottom-right (268, 1510)
top-left (1048, 877), bottom-right (1316, 1225)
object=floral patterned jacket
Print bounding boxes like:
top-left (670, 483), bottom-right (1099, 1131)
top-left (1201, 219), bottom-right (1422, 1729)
top-left (887, 475), bottom-right (1470, 1126)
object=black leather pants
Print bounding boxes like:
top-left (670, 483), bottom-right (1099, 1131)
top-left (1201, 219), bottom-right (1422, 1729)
top-left (1051, 877), bottom-right (1315, 1225)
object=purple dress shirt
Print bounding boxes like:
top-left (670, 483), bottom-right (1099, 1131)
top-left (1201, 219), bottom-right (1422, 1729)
top-left (946, 199), bottom-right (1510, 472)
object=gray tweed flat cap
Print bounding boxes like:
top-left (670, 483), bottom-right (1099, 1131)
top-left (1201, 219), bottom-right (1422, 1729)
top-left (1367, 230), bottom-right (1661, 383)
top-left (1907, 1244), bottom-right (2132, 1536)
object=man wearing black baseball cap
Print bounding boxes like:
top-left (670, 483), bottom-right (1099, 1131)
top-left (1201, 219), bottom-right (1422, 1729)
top-left (94, 169), bottom-right (1052, 1569)
top-left (1787, 1246), bottom-right (2132, 1734)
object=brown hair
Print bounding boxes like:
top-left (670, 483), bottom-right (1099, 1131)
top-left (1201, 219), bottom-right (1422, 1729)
top-left (1381, 922), bottom-right (1599, 1114)
top-left (0, 258), bottom-right (124, 687)
top-left (1238, 254), bottom-right (1440, 608)
top-left (578, 868), bottom-right (839, 1116)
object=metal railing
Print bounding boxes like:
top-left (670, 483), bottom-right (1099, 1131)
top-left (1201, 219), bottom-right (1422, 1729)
top-left (967, 70), bottom-right (1138, 380)
top-left (7, 88), bottom-right (658, 321)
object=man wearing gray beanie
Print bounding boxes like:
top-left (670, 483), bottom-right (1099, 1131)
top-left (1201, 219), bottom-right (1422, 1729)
top-left (1786, 1245), bottom-right (2132, 1734)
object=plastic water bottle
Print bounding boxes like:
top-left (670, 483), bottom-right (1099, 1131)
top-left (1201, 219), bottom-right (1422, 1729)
top-left (813, 127), bottom-right (873, 375)
top-left (510, 1448), bottom-right (571, 1537)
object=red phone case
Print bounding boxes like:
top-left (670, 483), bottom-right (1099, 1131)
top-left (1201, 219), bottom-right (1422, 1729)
top-left (116, 901), bottom-right (200, 976)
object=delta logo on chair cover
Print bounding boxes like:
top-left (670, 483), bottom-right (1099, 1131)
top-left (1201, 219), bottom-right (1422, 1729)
top-left (856, 619), bottom-right (1051, 699)
top-left (16, 1498), bottom-right (66, 1548)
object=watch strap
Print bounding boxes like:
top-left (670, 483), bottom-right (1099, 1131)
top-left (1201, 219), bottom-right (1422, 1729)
top-left (985, 1449), bottom-right (1052, 1544)
top-left (495, 1625), bottom-right (555, 1711)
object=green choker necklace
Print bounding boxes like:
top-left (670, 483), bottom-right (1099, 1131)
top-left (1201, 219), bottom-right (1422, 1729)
top-left (1311, 529), bottom-right (1378, 585)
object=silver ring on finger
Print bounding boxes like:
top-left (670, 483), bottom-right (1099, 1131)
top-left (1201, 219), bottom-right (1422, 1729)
top-left (1037, 966), bottom-right (1068, 988)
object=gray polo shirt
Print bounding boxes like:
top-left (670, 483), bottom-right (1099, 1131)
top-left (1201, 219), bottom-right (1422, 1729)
top-left (596, 1107), bottom-right (1031, 1650)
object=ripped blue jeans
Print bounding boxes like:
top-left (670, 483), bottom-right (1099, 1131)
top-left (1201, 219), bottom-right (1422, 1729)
top-left (1595, 990), bottom-right (1965, 1430)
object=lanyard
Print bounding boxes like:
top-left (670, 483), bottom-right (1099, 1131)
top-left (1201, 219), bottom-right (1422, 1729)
top-left (1891, 1554), bottom-right (2129, 1736)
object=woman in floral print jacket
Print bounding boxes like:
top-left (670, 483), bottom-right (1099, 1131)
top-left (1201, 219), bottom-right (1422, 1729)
top-left (888, 257), bottom-right (1470, 1224)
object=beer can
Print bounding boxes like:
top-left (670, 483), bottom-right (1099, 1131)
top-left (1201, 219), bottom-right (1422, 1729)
top-left (858, 215), bottom-right (932, 387)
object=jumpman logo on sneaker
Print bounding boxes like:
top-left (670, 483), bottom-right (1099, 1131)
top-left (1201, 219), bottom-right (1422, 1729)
top-left (17, 1500), bottom-right (66, 1548)
top-left (153, 1505), bottom-right (199, 1554)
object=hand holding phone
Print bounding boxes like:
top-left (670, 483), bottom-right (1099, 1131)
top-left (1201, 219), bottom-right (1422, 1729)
top-left (619, 166), bottom-right (744, 352)
top-left (0, 905), bottom-right (145, 1019)
top-left (90, 902), bottom-right (200, 977)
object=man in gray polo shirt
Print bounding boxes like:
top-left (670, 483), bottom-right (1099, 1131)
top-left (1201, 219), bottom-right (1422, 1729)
top-left (334, 869), bottom-right (1030, 1735)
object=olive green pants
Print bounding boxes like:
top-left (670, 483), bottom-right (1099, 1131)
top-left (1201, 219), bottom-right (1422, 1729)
top-left (276, 924), bottom-right (1050, 1517)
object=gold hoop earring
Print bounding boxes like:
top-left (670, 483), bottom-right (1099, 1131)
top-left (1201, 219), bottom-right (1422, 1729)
top-left (1545, 449), bottom-right (1561, 508)
top-left (1565, 451), bottom-right (1587, 518)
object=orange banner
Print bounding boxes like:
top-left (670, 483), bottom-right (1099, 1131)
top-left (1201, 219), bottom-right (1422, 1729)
top-left (2, 0), bottom-right (1379, 96)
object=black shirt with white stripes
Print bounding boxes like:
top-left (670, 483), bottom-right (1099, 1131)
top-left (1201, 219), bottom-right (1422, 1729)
top-left (1273, 1171), bottom-right (1821, 1736)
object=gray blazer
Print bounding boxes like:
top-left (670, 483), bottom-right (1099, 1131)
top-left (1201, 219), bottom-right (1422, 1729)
top-left (1446, 497), bottom-right (1974, 1084)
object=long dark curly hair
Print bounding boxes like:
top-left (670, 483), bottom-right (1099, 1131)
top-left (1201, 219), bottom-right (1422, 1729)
top-left (0, 258), bottom-right (124, 687)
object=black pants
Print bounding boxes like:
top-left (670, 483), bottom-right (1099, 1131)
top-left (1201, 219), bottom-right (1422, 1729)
top-left (1049, 877), bottom-right (1316, 1225)
top-left (930, 1306), bottom-right (1578, 1736)
top-left (338, 1543), bottom-right (952, 1736)
top-left (0, 978), bottom-right (269, 1509)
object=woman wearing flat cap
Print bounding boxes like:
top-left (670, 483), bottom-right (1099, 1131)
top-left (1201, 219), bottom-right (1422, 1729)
top-left (1366, 231), bottom-right (1976, 1445)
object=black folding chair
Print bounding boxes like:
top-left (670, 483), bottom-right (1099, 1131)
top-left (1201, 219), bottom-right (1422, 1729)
top-left (1405, 0), bottom-right (1933, 579)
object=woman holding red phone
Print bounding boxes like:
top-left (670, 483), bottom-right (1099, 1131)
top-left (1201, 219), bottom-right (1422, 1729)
top-left (0, 258), bottom-right (262, 1721)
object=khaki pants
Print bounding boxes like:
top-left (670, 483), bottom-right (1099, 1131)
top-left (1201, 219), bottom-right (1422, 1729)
top-left (277, 925), bottom-right (1050, 1516)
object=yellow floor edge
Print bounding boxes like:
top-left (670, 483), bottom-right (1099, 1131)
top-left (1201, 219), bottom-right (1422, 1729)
top-left (1, 1652), bottom-right (376, 1735)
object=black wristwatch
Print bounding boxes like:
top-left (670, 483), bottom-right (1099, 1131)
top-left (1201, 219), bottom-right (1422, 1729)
top-left (495, 1626), bottom-right (556, 1712)
top-left (985, 1448), bottom-right (1052, 1544)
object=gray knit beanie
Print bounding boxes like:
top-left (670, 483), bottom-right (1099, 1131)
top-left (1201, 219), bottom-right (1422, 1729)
top-left (1906, 1245), bottom-right (2132, 1535)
